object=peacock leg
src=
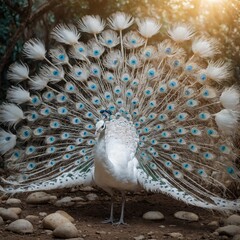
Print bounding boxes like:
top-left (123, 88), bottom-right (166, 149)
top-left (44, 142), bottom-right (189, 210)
top-left (114, 191), bottom-right (127, 225)
top-left (102, 195), bottom-right (114, 224)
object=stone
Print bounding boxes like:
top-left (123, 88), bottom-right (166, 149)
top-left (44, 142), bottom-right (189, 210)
top-left (54, 197), bottom-right (74, 207)
top-left (208, 221), bottom-right (219, 227)
top-left (0, 208), bottom-right (19, 221)
top-left (56, 210), bottom-right (74, 222)
top-left (72, 197), bottom-right (85, 202)
top-left (7, 219), bottom-right (34, 234)
top-left (174, 211), bottom-right (199, 222)
top-left (224, 214), bottom-right (240, 226)
top-left (42, 229), bottom-right (53, 235)
top-left (142, 211), bottom-right (164, 220)
top-left (86, 193), bottom-right (98, 201)
top-left (25, 215), bottom-right (40, 224)
top-left (233, 234), bottom-right (240, 240)
top-left (67, 238), bottom-right (84, 240)
top-left (166, 232), bottom-right (183, 239)
top-left (216, 225), bottom-right (240, 237)
top-left (53, 222), bottom-right (79, 239)
top-left (6, 198), bottom-right (22, 206)
top-left (26, 192), bottom-right (56, 204)
top-left (8, 207), bottom-right (22, 215)
top-left (133, 235), bottom-right (145, 240)
top-left (43, 212), bottom-right (70, 230)
top-left (0, 216), bottom-right (4, 226)
top-left (39, 212), bottom-right (47, 217)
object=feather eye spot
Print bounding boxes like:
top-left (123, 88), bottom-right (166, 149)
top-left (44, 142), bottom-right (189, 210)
top-left (165, 47), bottom-right (172, 54)
top-left (227, 166), bottom-right (235, 175)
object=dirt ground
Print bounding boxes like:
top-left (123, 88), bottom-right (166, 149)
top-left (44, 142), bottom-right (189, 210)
top-left (0, 189), bottom-right (230, 240)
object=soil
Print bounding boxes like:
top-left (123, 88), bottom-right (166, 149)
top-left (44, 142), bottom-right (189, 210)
top-left (0, 188), bottom-right (229, 240)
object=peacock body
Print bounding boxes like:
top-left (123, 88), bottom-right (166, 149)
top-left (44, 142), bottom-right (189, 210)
top-left (0, 12), bottom-right (240, 224)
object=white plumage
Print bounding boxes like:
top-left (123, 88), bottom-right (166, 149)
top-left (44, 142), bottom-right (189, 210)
top-left (0, 12), bottom-right (240, 225)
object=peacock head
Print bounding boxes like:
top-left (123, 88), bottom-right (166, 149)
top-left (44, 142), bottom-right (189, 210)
top-left (95, 120), bottom-right (106, 135)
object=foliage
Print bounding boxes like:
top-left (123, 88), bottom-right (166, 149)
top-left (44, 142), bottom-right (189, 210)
top-left (0, 0), bottom-right (239, 99)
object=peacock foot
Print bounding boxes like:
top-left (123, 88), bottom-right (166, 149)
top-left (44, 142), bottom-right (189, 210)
top-left (101, 218), bottom-right (114, 224)
top-left (113, 219), bottom-right (128, 226)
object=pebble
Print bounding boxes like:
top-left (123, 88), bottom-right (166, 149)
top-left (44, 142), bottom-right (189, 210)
top-left (43, 212), bottom-right (71, 230)
top-left (25, 215), bottom-right (40, 224)
top-left (224, 214), bottom-right (240, 226)
top-left (39, 212), bottom-right (47, 217)
top-left (56, 210), bottom-right (74, 222)
top-left (67, 238), bottom-right (85, 240)
top-left (26, 192), bottom-right (56, 204)
top-left (53, 222), bottom-right (79, 239)
top-left (86, 193), bottom-right (98, 201)
top-left (133, 235), bottom-right (145, 240)
top-left (8, 207), bottom-right (22, 215)
top-left (42, 229), bottom-right (53, 235)
top-left (0, 216), bottom-right (4, 226)
top-left (174, 211), bottom-right (199, 222)
top-left (166, 232), bottom-right (183, 239)
top-left (5, 198), bottom-right (22, 207)
top-left (233, 234), bottom-right (240, 240)
top-left (208, 221), bottom-right (219, 227)
top-left (7, 219), bottom-right (34, 234)
top-left (216, 225), bottom-right (240, 237)
top-left (0, 208), bottom-right (19, 221)
top-left (55, 197), bottom-right (74, 207)
top-left (142, 211), bottom-right (164, 220)
top-left (72, 197), bottom-right (85, 202)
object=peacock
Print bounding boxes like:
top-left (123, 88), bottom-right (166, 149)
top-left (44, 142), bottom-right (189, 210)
top-left (0, 12), bottom-right (240, 225)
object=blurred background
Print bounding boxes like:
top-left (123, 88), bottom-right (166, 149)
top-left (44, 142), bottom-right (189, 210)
top-left (0, 0), bottom-right (239, 96)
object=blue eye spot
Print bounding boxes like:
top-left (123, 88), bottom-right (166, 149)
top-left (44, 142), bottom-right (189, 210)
top-left (53, 70), bottom-right (59, 76)
top-left (186, 65), bottom-right (193, 71)
top-left (113, 59), bottom-right (118, 65)
top-left (131, 39), bottom-right (137, 44)
top-left (173, 60), bottom-right (179, 67)
top-left (200, 73), bottom-right (207, 81)
top-left (145, 51), bottom-right (151, 57)
top-left (227, 167), bottom-right (234, 174)
top-left (107, 39), bottom-right (113, 44)
top-left (5, 136), bottom-right (11, 141)
top-left (79, 47), bottom-right (84, 52)
top-left (93, 50), bottom-right (100, 56)
top-left (148, 69), bottom-right (155, 77)
top-left (58, 54), bottom-right (65, 60)
top-left (165, 47), bottom-right (171, 54)
top-left (77, 71), bottom-right (82, 76)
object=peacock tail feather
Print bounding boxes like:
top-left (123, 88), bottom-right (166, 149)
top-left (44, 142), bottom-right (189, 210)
top-left (0, 12), bottom-right (239, 211)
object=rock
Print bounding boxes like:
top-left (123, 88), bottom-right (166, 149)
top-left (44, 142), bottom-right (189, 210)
top-left (86, 193), bottom-right (98, 201)
top-left (53, 222), bottom-right (78, 239)
top-left (166, 232), bottom-right (183, 239)
top-left (174, 211), bottom-right (199, 222)
top-left (25, 215), bottom-right (40, 224)
top-left (224, 214), bottom-right (240, 226)
top-left (39, 212), bottom-right (47, 217)
top-left (6, 198), bottom-right (22, 206)
top-left (43, 212), bottom-right (70, 230)
top-left (233, 234), bottom-right (240, 240)
top-left (56, 210), bottom-right (74, 222)
top-left (8, 207), bottom-right (22, 215)
top-left (133, 235), bottom-right (145, 240)
top-left (0, 216), bottom-right (4, 226)
top-left (208, 221), bottom-right (219, 227)
top-left (0, 208), bottom-right (19, 221)
top-left (54, 197), bottom-right (74, 207)
top-left (142, 211), bottom-right (164, 220)
top-left (216, 225), bottom-right (240, 237)
top-left (7, 219), bottom-right (34, 234)
top-left (42, 229), bottom-right (53, 235)
top-left (26, 192), bottom-right (56, 204)
top-left (72, 197), bottom-right (85, 202)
